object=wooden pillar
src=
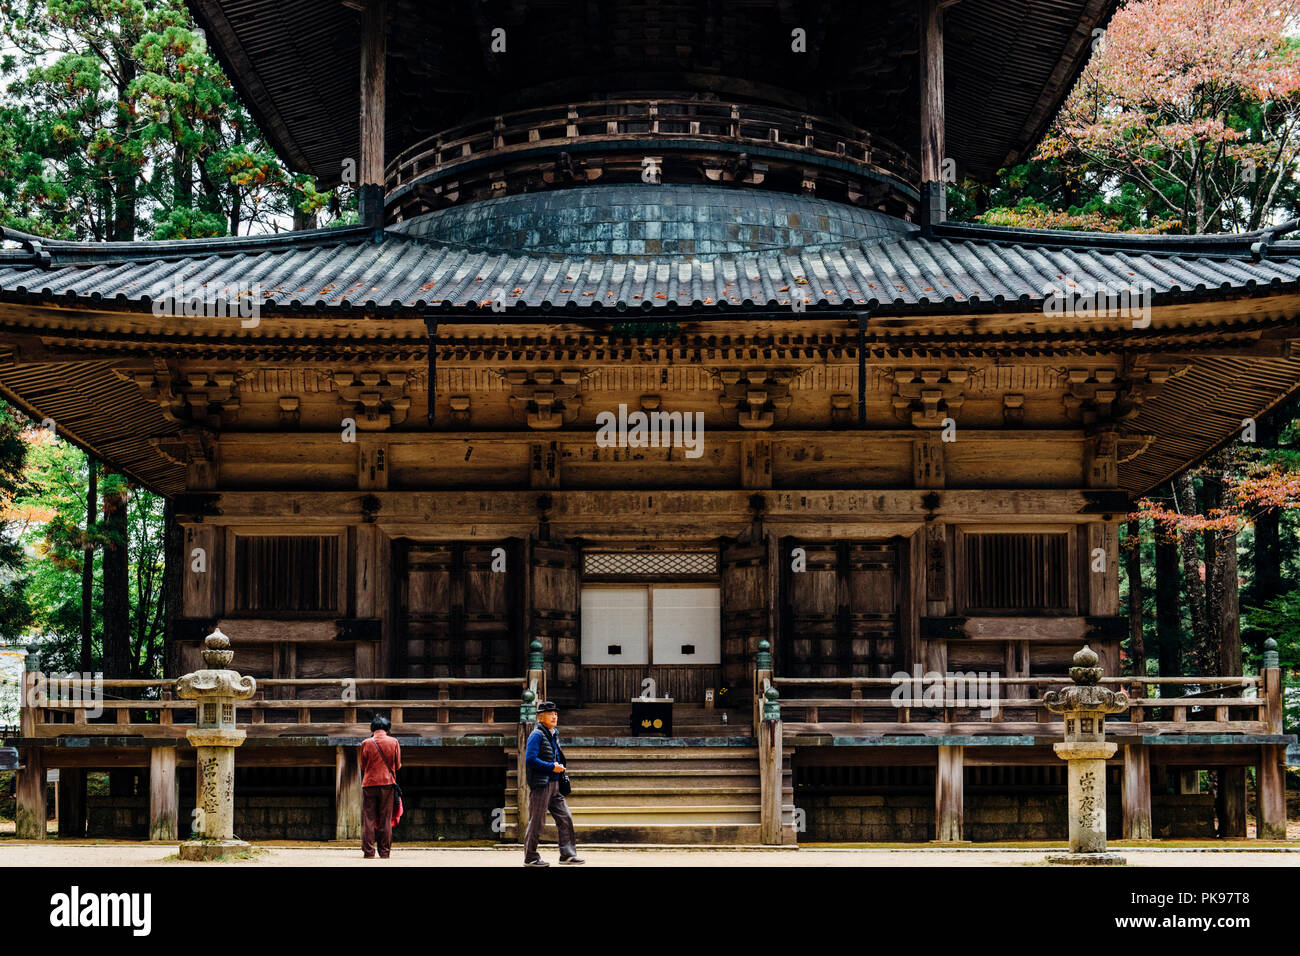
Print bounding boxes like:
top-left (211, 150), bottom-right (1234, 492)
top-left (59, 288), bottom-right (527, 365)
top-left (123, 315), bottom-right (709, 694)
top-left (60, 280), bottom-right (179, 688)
top-left (1217, 766), bottom-right (1247, 838)
top-left (1121, 744), bottom-right (1151, 840)
top-left (425, 314), bottom-right (438, 429)
top-left (1257, 745), bottom-right (1287, 840)
top-left (15, 746), bottom-right (47, 839)
top-left (358, 0), bottom-right (388, 226)
top-left (335, 745), bottom-right (362, 841)
top-left (918, 0), bottom-right (946, 230)
top-left (148, 747), bottom-right (179, 841)
top-left (515, 722), bottom-right (531, 839)
top-left (758, 717), bottom-right (784, 845)
top-left (1264, 664), bottom-right (1283, 734)
top-left (57, 767), bottom-right (86, 838)
top-left (934, 745), bottom-right (963, 842)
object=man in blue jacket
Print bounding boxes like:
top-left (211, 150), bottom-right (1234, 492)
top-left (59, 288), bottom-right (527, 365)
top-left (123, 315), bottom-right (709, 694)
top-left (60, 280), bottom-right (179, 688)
top-left (523, 701), bottom-right (583, 866)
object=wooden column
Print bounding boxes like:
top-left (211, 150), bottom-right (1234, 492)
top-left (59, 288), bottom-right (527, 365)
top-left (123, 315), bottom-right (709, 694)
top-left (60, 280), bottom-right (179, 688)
top-left (1121, 744), bottom-right (1151, 840)
top-left (934, 745), bottom-right (963, 842)
top-left (15, 746), bottom-right (47, 839)
top-left (57, 768), bottom-right (86, 838)
top-left (358, 0), bottom-right (388, 226)
top-left (515, 722), bottom-right (532, 839)
top-left (1264, 663), bottom-right (1283, 734)
top-left (1218, 766), bottom-right (1247, 838)
top-left (335, 745), bottom-right (363, 841)
top-left (148, 747), bottom-right (179, 841)
top-left (918, 0), bottom-right (946, 229)
top-left (758, 717), bottom-right (784, 845)
top-left (1257, 745), bottom-right (1287, 840)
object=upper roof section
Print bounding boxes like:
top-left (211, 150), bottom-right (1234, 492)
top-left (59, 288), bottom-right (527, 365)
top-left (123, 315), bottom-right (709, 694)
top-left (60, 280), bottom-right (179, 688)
top-left (189, 0), bottom-right (1119, 186)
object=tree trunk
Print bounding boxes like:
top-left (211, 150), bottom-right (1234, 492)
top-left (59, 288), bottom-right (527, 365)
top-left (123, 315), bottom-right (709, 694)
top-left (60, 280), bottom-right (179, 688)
top-left (1218, 531), bottom-right (1241, 678)
top-left (1154, 525), bottom-right (1183, 689)
top-left (111, 52), bottom-right (137, 242)
top-left (1253, 411), bottom-right (1283, 609)
top-left (293, 203), bottom-right (316, 231)
top-left (1172, 472), bottom-right (1211, 675)
top-left (80, 457), bottom-right (97, 672)
top-left (1125, 518), bottom-right (1145, 680)
top-left (101, 480), bottom-right (132, 679)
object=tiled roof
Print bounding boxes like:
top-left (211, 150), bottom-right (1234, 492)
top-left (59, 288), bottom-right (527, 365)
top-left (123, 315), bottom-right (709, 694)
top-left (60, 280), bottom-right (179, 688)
top-left (2, 205), bottom-right (1298, 319)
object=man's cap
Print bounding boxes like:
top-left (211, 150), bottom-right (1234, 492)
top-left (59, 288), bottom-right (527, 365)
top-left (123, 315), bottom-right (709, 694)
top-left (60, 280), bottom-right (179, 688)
top-left (538, 701), bottom-right (558, 714)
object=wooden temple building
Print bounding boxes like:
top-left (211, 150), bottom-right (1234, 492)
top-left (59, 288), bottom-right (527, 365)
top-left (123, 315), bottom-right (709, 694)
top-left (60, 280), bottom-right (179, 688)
top-left (2, 0), bottom-right (1296, 845)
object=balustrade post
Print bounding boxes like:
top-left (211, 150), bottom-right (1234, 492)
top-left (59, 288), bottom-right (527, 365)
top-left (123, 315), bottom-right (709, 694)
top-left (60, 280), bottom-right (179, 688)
top-left (754, 639), bottom-right (772, 732)
top-left (1258, 638), bottom-right (1288, 840)
top-left (758, 684), bottom-right (783, 845)
top-left (516, 686), bottom-right (538, 840)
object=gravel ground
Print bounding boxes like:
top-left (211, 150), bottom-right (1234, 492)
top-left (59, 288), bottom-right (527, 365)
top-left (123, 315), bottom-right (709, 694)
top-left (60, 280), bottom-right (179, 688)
top-left (1, 842), bottom-right (1295, 867)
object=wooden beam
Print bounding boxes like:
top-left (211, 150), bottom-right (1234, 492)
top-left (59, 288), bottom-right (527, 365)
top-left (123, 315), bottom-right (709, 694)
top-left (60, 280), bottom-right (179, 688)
top-left (1257, 744), bottom-right (1287, 840)
top-left (148, 747), bottom-right (179, 841)
top-left (514, 722), bottom-right (531, 840)
top-left (57, 767), bottom-right (86, 838)
top-left (202, 488), bottom-right (1132, 527)
top-left (918, 0), bottom-right (946, 228)
top-left (1218, 765), bottom-right (1248, 838)
top-left (335, 745), bottom-right (362, 841)
top-left (759, 717), bottom-right (784, 845)
top-left (359, 0), bottom-right (387, 186)
top-left (358, 0), bottom-right (387, 226)
top-left (935, 744), bottom-right (963, 841)
top-left (16, 746), bottom-right (47, 839)
top-left (1122, 743), bottom-right (1151, 840)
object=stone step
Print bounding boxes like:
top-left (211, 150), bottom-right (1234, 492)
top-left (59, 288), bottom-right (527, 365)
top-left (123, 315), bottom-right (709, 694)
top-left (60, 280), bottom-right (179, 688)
top-left (506, 749), bottom-right (759, 764)
top-left (513, 787), bottom-right (763, 807)
top-left (508, 769), bottom-right (771, 785)
top-left (513, 822), bottom-right (769, 845)
top-left (505, 803), bottom-right (763, 825)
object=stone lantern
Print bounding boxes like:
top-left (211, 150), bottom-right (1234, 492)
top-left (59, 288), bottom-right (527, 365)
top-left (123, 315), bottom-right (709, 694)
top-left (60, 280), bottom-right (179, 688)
top-left (175, 628), bottom-right (257, 861)
top-left (1042, 645), bottom-right (1129, 865)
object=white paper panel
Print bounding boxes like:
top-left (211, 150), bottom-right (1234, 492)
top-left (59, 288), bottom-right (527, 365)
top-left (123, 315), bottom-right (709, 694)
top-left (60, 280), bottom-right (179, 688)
top-left (651, 587), bottom-right (721, 664)
top-left (581, 588), bottom-right (649, 664)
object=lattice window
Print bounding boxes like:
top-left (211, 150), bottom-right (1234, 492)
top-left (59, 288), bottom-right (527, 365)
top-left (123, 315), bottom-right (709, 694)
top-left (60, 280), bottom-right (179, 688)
top-left (233, 535), bottom-right (340, 612)
top-left (583, 551), bottom-right (718, 576)
top-left (961, 532), bottom-right (1071, 612)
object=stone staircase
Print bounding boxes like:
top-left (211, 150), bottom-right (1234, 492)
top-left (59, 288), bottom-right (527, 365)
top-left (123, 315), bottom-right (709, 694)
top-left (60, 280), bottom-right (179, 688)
top-left (504, 708), bottom-right (795, 845)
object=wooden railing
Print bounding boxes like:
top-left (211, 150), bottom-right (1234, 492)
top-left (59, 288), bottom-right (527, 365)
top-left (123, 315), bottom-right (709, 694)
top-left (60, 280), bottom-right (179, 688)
top-left (771, 674), bottom-right (1282, 736)
top-left (18, 675), bottom-right (527, 739)
top-left (384, 96), bottom-right (920, 200)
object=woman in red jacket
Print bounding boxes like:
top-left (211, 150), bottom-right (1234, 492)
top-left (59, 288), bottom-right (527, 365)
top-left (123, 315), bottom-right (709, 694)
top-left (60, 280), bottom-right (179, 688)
top-left (359, 715), bottom-right (402, 858)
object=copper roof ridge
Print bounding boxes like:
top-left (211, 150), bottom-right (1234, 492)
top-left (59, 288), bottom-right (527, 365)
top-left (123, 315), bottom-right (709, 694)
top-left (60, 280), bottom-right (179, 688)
top-left (930, 219), bottom-right (1300, 261)
top-left (0, 223), bottom-right (380, 263)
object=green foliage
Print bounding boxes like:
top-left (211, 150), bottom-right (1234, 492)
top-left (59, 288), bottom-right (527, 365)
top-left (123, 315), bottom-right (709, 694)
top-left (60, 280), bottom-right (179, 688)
top-left (1244, 593), bottom-right (1300, 671)
top-left (0, 404), bottom-right (32, 644)
top-left (5, 416), bottom-right (166, 676)
top-left (0, 0), bottom-right (347, 240)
